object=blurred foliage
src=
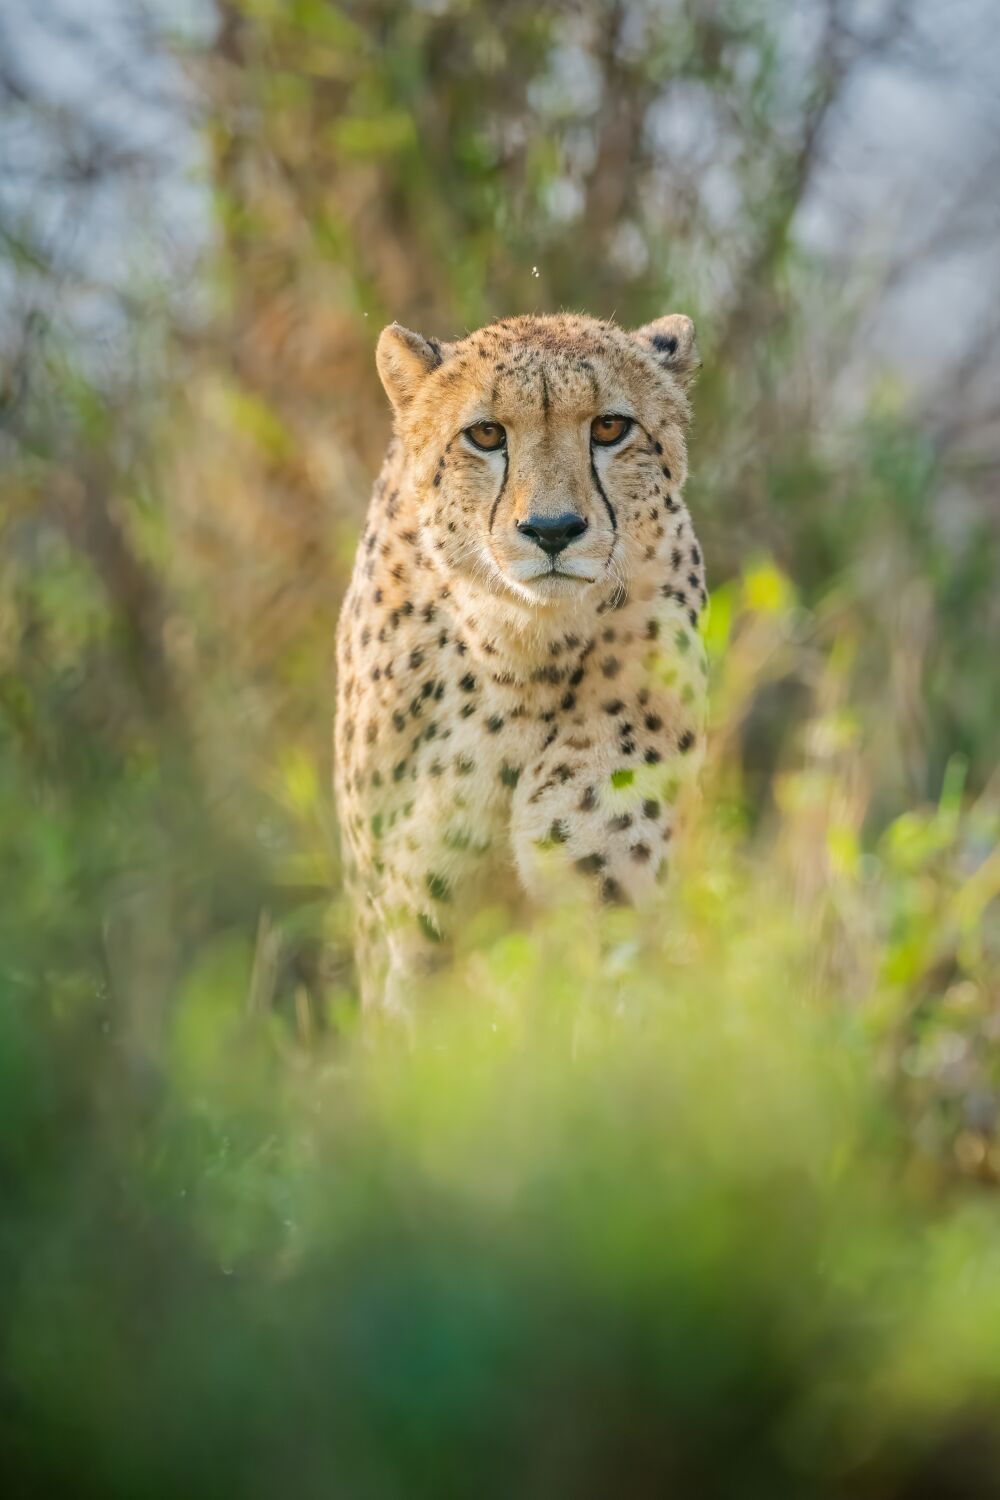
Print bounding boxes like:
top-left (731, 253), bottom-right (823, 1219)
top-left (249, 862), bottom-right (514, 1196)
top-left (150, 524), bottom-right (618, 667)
top-left (1, 0), bottom-right (999, 1494)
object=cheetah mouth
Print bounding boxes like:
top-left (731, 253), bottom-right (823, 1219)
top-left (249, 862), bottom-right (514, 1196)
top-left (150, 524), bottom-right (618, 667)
top-left (491, 548), bottom-right (612, 602)
top-left (532, 569), bottom-right (597, 587)
top-left (497, 567), bottom-right (602, 608)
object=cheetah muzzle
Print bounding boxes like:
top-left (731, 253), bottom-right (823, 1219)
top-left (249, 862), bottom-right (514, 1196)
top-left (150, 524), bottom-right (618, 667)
top-left (335, 312), bottom-right (708, 1012)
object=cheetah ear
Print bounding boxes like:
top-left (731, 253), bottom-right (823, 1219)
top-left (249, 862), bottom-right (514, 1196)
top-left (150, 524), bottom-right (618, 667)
top-left (376, 323), bottom-right (448, 413)
top-left (633, 314), bottom-right (699, 389)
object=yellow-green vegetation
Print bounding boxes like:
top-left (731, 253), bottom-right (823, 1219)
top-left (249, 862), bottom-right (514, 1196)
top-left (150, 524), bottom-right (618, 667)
top-left (1, 1), bottom-right (998, 1493)
top-left (3, 567), bottom-right (999, 1495)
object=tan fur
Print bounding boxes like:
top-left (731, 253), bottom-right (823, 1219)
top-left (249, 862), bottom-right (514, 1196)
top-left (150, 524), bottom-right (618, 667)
top-left (335, 313), bottom-right (708, 1010)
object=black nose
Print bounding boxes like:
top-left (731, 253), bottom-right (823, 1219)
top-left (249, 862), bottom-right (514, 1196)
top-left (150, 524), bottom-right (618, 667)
top-left (516, 512), bottom-right (588, 557)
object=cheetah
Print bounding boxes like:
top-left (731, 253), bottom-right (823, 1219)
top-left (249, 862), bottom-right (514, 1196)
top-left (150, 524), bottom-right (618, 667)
top-left (335, 313), bottom-right (708, 1011)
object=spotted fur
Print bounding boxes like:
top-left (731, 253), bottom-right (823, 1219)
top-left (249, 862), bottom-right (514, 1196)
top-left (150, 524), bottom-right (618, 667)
top-left (335, 312), bottom-right (708, 1010)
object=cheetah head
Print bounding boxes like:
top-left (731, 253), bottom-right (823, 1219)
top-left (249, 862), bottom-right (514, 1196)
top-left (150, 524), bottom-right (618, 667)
top-left (376, 312), bottom-right (698, 622)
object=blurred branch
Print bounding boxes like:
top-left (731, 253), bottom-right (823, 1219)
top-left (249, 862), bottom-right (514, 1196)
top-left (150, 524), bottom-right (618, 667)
top-left (580, 2), bottom-right (653, 250)
top-left (718, 0), bottom-right (918, 358)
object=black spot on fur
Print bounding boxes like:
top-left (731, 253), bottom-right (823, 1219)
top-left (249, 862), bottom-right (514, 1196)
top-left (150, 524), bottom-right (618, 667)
top-left (417, 913), bottom-right (443, 944)
top-left (426, 872), bottom-right (451, 902)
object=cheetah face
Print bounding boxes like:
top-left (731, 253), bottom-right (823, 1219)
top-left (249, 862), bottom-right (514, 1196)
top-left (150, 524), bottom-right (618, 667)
top-left (376, 313), bottom-right (698, 615)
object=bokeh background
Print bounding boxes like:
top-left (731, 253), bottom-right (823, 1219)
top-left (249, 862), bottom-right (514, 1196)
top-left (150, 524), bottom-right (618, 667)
top-left (2, 2), bottom-right (999, 1494)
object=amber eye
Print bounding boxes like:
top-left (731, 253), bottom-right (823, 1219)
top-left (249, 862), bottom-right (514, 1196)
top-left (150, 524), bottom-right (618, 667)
top-left (591, 414), bottom-right (632, 446)
top-left (465, 420), bottom-right (506, 451)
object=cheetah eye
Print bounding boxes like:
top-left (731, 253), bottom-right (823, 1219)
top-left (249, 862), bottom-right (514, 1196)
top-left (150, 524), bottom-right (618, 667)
top-left (591, 415), bottom-right (632, 446)
top-left (465, 420), bottom-right (506, 452)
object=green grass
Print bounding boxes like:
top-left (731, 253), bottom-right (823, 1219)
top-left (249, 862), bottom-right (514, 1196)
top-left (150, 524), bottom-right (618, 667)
top-left (3, 570), bottom-right (999, 1495)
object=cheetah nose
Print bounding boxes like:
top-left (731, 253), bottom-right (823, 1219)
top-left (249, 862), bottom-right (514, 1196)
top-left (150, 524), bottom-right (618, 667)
top-left (516, 513), bottom-right (588, 556)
